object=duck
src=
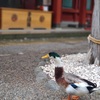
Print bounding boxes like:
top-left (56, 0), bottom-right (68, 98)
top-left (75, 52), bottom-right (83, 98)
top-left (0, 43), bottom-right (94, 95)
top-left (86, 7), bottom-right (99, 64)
top-left (41, 52), bottom-right (100, 100)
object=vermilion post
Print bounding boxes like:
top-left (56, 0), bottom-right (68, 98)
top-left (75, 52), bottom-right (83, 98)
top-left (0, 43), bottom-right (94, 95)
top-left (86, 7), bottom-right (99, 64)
top-left (52, 0), bottom-right (62, 27)
top-left (79, 0), bottom-right (87, 27)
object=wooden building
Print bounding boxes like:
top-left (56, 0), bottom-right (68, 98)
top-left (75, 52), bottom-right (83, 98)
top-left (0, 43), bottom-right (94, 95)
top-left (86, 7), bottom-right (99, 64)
top-left (51, 0), bottom-right (94, 29)
top-left (0, 0), bottom-right (94, 29)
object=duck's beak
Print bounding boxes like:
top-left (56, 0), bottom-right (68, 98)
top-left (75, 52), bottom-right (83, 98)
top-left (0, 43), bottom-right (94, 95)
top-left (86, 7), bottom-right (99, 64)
top-left (41, 54), bottom-right (49, 59)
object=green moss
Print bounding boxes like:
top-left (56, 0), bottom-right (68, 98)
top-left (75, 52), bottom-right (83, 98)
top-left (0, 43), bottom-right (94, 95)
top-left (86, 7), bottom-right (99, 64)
top-left (0, 31), bottom-right (90, 40)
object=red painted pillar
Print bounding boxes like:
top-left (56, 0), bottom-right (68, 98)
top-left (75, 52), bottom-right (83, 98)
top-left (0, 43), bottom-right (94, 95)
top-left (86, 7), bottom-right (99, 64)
top-left (52, 0), bottom-right (62, 27)
top-left (79, 0), bottom-right (87, 27)
top-left (74, 0), bottom-right (79, 21)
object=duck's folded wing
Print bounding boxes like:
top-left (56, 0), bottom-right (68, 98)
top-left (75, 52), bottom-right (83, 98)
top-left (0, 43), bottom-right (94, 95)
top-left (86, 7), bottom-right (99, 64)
top-left (64, 72), bottom-right (84, 83)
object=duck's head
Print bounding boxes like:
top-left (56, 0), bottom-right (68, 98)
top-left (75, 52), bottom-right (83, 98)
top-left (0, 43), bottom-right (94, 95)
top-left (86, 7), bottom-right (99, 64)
top-left (42, 52), bottom-right (60, 59)
top-left (42, 52), bottom-right (62, 67)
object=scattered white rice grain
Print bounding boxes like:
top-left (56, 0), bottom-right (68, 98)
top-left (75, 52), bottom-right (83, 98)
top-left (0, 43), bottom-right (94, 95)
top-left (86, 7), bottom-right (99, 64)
top-left (18, 52), bottom-right (24, 55)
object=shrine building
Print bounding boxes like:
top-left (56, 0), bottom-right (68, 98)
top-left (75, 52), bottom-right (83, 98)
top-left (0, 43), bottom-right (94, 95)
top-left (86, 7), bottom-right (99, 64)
top-left (0, 0), bottom-right (94, 29)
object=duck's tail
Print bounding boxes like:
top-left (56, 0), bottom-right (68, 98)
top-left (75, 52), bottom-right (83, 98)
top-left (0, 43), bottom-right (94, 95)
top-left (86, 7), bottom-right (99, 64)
top-left (93, 86), bottom-right (100, 91)
top-left (82, 79), bottom-right (97, 88)
top-left (87, 86), bottom-right (100, 94)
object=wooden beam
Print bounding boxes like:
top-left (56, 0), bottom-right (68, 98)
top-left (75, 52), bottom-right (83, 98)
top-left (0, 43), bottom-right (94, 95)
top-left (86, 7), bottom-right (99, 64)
top-left (86, 10), bottom-right (92, 14)
top-left (62, 9), bottom-right (79, 13)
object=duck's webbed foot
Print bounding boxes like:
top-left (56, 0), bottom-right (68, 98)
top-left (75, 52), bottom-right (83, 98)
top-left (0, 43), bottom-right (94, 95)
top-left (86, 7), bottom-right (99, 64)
top-left (71, 95), bottom-right (80, 100)
top-left (62, 95), bottom-right (80, 100)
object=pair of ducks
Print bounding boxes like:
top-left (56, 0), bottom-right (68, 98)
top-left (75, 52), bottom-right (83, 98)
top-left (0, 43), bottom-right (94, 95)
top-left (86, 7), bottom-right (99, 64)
top-left (42, 52), bottom-right (100, 100)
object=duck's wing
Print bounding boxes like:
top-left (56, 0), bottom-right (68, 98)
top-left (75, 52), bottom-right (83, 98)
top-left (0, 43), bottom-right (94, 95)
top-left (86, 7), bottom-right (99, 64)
top-left (64, 72), bottom-right (84, 83)
top-left (64, 72), bottom-right (97, 87)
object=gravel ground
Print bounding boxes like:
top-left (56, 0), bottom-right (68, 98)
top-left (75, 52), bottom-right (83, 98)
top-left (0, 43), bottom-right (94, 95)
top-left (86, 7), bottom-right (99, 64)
top-left (0, 37), bottom-right (97, 100)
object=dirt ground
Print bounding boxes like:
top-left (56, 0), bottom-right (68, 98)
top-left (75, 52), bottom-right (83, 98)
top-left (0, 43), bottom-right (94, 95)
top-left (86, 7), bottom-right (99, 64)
top-left (0, 37), bottom-right (88, 54)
